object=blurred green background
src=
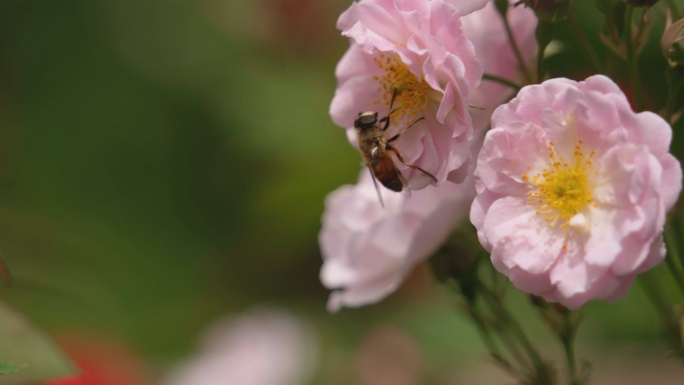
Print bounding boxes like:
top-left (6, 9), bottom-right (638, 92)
top-left (0, 0), bottom-right (683, 384)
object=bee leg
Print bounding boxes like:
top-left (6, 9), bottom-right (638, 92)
top-left (380, 89), bottom-right (400, 131)
top-left (388, 146), bottom-right (438, 184)
top-left (387, 117), bottom-right (425, 143)
top-left (387, 88), bottom-right (398, 114)
top-left (379, 116), bottom-right (390, 131)
top-left (406, 117), bottom-right (425, 129)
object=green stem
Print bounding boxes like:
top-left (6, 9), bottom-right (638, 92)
top-left (624, 6), bottom-right (644, 111)
top-left (478, 282), bottom-right (546, 371)
top-left (560, 312), bottom-right (580, 385)
top-left (604, 51), bottom-right (617, 79)
top-left (566, 13), bottom-right (602, 74)
top-left (496, 318), bottom-right (537, 373)
top-left (638, 274), bottom-right (684, 360)
top-left (469, 306), bottom-right (522, 379)
top-left (667, 0), bottom-right (681, 20)
top-left (476, 280), bottom-right (534, 377)
top-left (535, 22), bottom-right (556, 83)
top-left (664, 83), bottom-right (678, 123)
top-left (501, 11), bottom-right (533, 84)
top-left (482, 73), bottom-right (522, 91)
top-left (537, 47), bottom-right (545, 83)
top-left (639, 274), bottom-right (670, 319)
top-left (676, 221), bottom-right (684, 271)
top-left (447, 279), bottom-right (527, 381)
top-left (470, 308), bottom-right (503, 359)
top-left (470, 279), bottom-right (534, 374)
top-left (664, 230), bottom-right (684, 300)
top-left (663, 68), bottom-right (684, 124)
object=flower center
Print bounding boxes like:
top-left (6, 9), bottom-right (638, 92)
top-left (373, 53), bottom-right (430, 124)
top-left (522, 141), bottom-right (597, 231)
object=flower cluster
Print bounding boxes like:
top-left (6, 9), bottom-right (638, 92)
top-left (330, 0), bottom-right (483, 188)
top-left (322, 0), bottom-right (682, 314)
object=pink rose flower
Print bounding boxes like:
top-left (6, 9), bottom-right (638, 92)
top-left (471, 75), bottom-right (683, 309)
top-left (330, 0), bottom-right (483, 189)
top-left (164, 309), bottom-right (317, 385)
top-left (461, 0), bottom-right (537, 132)
top-left (319, 169), bottom-right (476, 312)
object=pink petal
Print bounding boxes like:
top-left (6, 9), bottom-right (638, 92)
top-left (338, 1), bottom-right (403, 44)
top-left (660, 154), bottom-right (684, 211)
top-left (484, 197), bottom-right (563, 274)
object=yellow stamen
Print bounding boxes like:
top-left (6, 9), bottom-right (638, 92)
top-left (372, 53), bottom-right (431, 124)
top-left (522, 140), bottom-right (597, 237)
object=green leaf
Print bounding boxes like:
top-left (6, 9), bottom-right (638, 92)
top-left (0, 302), bottom-right (76, 384)
top-left (0, 362), bottom-right (27, 375)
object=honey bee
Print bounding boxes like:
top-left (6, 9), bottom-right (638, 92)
top-left (354, 93), bottom-right (437, 206)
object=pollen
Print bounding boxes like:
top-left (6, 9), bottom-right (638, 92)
top-left (372, 53), bottom-right (431, 124)
top-left (522, 141), bottom-right (597, 231)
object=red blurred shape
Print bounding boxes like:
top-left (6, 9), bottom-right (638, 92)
top-left (46, 333), bottom-right (149, 385)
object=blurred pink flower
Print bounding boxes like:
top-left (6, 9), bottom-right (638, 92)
top-left (319, 169), bottom-right (476, 312)
top-left (164, 308), bottom-right (317, 385)
top-left (461, 0), bottom-right (537, 132)
top-left (330, 0), bottom-right (483, 189)
top-left (471, 75), bottom-right (683, 309)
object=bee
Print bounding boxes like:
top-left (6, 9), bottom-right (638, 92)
top-left (354, 93), bottom-right (437, 206)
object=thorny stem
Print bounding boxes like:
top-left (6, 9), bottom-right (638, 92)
top-left (477, 281), bottom-right (546, 374)
top-left (470, 307), bottom-right (504, 359)
top-left (482, 73), bottom-right (522, 91)
top-left (455, 281), bottom-right (533, 377)
top-left (495, 316), bottom-right (537, 374)
top-left (468, 304), bottom-right (522, 379)
top-left (566, 13), bottom-right (602, 74)
top-left (447, 277), bottom-right (528, 381)
top-left (624, 6), bottom-right (644, 111)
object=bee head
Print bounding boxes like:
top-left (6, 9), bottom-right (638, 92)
top-left (354, 112), bottom-right (378, 130)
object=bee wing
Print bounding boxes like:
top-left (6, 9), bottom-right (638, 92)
top-left (368, 165), bottom-right (385, 209)
top-left (401, 185), bottom-right (412, 198)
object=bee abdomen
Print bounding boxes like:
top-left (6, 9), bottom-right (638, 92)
top-left (382, 177), bottom-right (404, 192)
